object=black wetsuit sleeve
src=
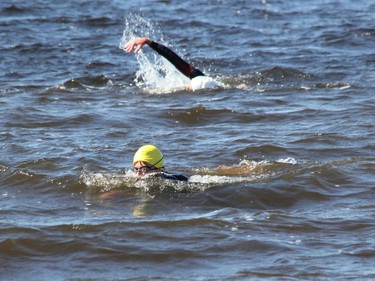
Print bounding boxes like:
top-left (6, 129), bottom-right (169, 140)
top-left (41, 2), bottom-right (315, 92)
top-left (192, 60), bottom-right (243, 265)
top-left (149, 41), bottom-right (205, 79)
top-left (155, 172), bottom-right (189, 182)
top-left (172, 174), bottom-right (189, 182)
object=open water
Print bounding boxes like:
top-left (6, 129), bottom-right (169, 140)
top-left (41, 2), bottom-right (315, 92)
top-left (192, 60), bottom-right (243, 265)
top-left (1, 0), bottom-right (375, 280)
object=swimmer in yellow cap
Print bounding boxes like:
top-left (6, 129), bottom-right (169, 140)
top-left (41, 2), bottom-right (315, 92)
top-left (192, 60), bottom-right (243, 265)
top-left (99, 144), bottom-right (187, 200)
top-left (133, 144), bottom-right (188, 181)
top-left (133, 144), bottom-right (164, 176)
top-left (123, 37), bottom-right (217, 91)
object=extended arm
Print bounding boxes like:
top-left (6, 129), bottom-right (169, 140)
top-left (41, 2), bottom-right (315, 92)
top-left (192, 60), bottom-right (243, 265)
top-left (124, 37), bottom-right (205, 79)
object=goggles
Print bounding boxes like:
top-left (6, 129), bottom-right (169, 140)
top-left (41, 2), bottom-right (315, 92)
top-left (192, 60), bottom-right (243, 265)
top-left (134, 165), bottom-right (157, 174)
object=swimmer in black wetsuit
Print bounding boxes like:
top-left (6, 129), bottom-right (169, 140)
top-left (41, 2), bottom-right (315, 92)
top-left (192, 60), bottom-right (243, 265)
top-left (133, 144), bottom-right (188, 182)
top-left (123, 37), bottom-right (216, 91)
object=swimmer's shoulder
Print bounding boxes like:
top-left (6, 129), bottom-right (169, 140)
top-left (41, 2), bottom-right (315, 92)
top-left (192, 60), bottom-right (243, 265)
top-left (153, 172), bottom-right (189, 182)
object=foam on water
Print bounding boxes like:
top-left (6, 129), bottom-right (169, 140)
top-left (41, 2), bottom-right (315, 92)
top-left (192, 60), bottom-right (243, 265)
top-left (80, 169), bottom-right (209, 194)
top-left (276, 157), bottom-right (297, 164)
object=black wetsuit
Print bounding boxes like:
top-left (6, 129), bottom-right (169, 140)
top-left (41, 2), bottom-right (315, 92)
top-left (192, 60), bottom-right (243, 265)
top-left (151, 171), bottom-right (189, 182)
top-left (149, 41), bottom-right (205, 79)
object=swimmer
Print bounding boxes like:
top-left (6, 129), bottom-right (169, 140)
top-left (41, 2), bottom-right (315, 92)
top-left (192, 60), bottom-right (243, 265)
top-left (99, 144), bottom-right (188, 200)
top-left (133, 144), bottom-right (188, 181)
top-left (123, 37), bottom-right (216, 91)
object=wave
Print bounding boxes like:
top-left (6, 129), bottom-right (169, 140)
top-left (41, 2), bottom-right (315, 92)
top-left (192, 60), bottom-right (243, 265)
top-left (79, 16), bottom-right (118, 27)
top-left (1, 4), bottom-right (29, 14)
top-left (58, 74), bottom-right (113, 89)
top-left (4, 111), bottom-right (98, 129)
top-left (259, 66), bottom-right (309, 80)
top-left (80, 158), bottom-right (299, 194)
top-left (78, 158), bottom-right (359, 217)
top-left (162, 105), bottom-right (261, 125)
top-left (216, 66), bottom-right (314, 92)
top-left (81, 170), bottom-right (208, 195)
top-left (78, 156), bottom-right (371, 215)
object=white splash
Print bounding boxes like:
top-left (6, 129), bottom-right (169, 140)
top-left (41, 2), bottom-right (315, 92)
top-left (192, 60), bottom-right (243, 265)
top-left (276, 157), bottom-right (297, 164)
top-left (188, 174), bottom-right (259, 184)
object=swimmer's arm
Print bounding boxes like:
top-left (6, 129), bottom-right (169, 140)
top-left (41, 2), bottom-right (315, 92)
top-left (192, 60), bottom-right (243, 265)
top-left (148, 40), bottom-right (194, 78)
top-left (124, 37), bottom-right (194, 78)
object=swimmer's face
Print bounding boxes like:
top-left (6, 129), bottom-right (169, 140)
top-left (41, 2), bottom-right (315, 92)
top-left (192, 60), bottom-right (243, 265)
top-left (133, 161), bottom-right (159, 177)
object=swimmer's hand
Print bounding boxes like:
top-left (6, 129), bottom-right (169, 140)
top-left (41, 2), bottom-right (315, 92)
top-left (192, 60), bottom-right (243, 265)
top-left (123, 37), bottom-right (151, 53)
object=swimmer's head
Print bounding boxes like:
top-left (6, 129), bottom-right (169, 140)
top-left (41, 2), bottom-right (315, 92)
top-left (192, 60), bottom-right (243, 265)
top-left (190, 76), bottom-right (217, 91)
top-left (133, 144), bottom-right (164, 169)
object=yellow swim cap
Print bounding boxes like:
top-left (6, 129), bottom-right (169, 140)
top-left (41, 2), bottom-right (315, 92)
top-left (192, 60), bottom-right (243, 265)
top-left (133, 145), bottom-right (164, 169)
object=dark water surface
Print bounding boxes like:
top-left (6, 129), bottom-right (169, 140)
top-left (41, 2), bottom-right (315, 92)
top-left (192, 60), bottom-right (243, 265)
top-left (1, 0), bottom-right (375, 280)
